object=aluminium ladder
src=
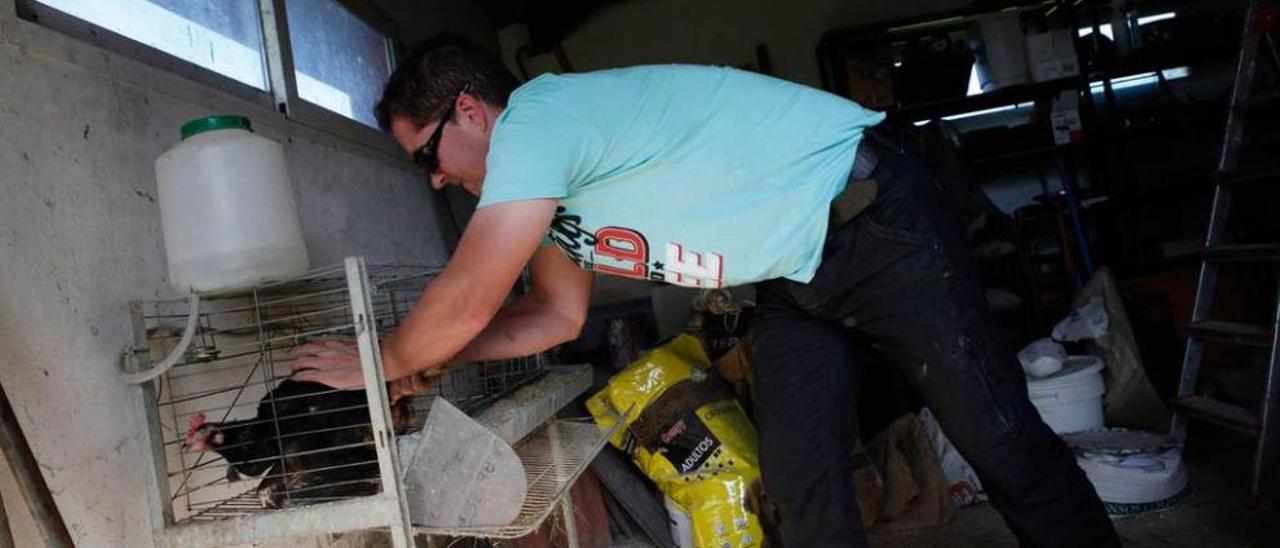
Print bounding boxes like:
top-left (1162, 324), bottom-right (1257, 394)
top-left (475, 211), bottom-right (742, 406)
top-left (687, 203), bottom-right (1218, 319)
top-left (1171, 0), bottom-right (1280, 503)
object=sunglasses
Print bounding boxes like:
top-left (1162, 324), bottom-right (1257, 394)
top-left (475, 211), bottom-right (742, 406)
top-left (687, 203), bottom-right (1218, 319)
top-left (412, 82), bottom-right (472, 174)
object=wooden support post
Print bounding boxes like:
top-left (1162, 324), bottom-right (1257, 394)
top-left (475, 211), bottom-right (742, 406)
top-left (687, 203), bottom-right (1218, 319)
top-left (0, 382), bottom-right (74, 547)
top-left (0, 489), bottom-right (15, 548)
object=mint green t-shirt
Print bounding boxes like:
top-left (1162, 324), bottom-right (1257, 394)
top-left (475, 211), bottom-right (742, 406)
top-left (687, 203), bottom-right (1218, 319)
top-left (478, 65), bottom-right (885, 288)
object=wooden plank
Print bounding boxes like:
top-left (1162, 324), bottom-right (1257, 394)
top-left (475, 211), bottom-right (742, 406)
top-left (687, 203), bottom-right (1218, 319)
top-left (589, 446), bottom-right (676, 548)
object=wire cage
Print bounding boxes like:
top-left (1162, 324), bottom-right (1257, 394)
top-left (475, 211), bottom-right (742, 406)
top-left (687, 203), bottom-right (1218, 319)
top-left (125, 259), bottom-right (560, 547)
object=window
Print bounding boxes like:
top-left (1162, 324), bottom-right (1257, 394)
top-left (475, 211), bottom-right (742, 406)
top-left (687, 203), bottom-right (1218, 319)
top-left (19, 0), bottom-right (401, 143)
top-left (27, 0), bottom-right (268, 90)
top-left (285, 0), bottom-right (392, 128)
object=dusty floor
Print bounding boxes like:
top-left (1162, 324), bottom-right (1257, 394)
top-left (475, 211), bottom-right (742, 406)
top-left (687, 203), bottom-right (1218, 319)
top-left (871, 426), bottom-right (1278, 547)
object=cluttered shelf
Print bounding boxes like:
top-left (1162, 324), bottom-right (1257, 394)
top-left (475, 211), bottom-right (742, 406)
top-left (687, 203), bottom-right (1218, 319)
top-left (890, 76), bottom-right (1081, 121)
top-left (841, 44), bottom-right (1235, 123)
top-left (816, 0), bottom-right (1101, 47)
top-left (816, 0), bottom-right (1253, 283)
top-left (886, 49), bottom-right (1236, 123)
top-left (817, 0), bottom-right (1240, 120)
top-left (1094, 45), bottom-right (1238, 81)
top-left (815, 0), bottom-right (1107, 113)
top-left (967, 142), bottom-right (1074, 165)
top-left (891, 43), bottom-right (1239, 122)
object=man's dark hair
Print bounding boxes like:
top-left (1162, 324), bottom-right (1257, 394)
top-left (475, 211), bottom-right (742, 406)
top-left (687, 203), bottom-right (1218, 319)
top-left (374, 34), bottom-right (520, 131)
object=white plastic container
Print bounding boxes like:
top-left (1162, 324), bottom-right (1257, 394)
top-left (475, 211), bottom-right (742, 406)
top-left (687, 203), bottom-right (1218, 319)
top-left (1027, 356), bottom-right (1105, 434)
top-left (156, 116), bottom-right (309, 294)
top-left (973, 14), bottom-right (1029, 91)
top-left (1018, 338), bottom-right (1067, 378)
top-left (1026, 29), bottom-right (1080, 82)
top-left (1078, 447), bottom-right (1188, 514)
top-left (1065, 429), bottom-right (1189, 516)
top-left (1076, 444), bottom-right (1187, 504)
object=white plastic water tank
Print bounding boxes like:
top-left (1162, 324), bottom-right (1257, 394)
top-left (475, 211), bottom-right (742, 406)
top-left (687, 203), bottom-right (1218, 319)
top-left (156, 116), bottom-right (310, 294)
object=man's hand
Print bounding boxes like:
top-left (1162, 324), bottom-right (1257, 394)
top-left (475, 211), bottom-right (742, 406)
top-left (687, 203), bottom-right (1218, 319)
top-left (290, 338), bottom-right (448, 401)
top-left (389, 370), bottom-right (443, 404)
top-left (291, 338), bottom-right (365, 390)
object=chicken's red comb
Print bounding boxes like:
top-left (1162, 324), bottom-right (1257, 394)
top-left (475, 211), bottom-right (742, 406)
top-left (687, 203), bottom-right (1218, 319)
top-left (187, 411), bottom-right (206, 435)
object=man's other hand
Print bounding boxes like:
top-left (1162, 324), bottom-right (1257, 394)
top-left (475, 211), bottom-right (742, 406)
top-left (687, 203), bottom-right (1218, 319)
top-left (389, 370), bottom-right (443, 404)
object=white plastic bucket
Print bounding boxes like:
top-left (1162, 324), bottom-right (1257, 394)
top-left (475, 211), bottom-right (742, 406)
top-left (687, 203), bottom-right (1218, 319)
top-left (1067, 429), bottom-right (1189, 516)
top-left (1027, 356), bottom-right (1105, 433)
top-left (156, 115), bottom-right (310, 294)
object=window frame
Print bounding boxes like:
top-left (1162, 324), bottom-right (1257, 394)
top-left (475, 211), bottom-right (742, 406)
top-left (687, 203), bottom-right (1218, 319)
top-left (268, 0), bottom-right (400, 139)
top-left (13, 0), bottom-right (405, 154)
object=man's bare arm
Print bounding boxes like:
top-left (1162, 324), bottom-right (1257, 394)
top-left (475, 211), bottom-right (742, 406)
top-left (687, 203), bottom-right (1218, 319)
top-left (377, 198), bottom-right (561, 380)
top-left (292, 199), bottom-right (582, 390)
top-left (454, 245), bottom-right (593, 362)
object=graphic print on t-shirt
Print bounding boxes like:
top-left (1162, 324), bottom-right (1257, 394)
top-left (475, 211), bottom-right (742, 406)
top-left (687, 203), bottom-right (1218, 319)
top-left (548, 206), bottom-right (725, 288)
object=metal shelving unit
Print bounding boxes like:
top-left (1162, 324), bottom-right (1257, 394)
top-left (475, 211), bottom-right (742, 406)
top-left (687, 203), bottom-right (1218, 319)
top-left (816, 0), bottom-right (1105, 300)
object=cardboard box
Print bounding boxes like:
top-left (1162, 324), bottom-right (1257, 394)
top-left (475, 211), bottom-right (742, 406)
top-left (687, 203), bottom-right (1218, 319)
top-left (1051, 90), bottom-right (1083, 145)
top-left (1027, 30), bottom-right (1080, 82)
top-left (974, 14), bottom-right (1029, 91)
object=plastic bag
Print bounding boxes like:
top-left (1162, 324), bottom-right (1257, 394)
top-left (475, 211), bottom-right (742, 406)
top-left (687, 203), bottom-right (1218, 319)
top-left (918, 407), bottom-right (986, 507)
top-left (1017, 338), bottom-right (1067, 378)
top-left (587, 334), bottom-right (763, 547)
top-left (1075, 269), bottom-right (1169, 431)
top-left (1052, 297), bottom-right (1109, 341)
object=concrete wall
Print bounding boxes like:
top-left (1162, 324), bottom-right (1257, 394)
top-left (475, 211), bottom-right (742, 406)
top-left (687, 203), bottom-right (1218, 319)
top-left (373, 0), bottom-right (497, 49)
top-left (0, 2), bottom-right (494, 546)
top-left (501, 0), bottom-right (971, 87)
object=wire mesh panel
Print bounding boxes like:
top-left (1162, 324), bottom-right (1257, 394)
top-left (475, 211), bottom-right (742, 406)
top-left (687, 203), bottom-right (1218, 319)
top-left (127, 261), bottom-right (549, 546)
top-left (415, 417), bottom-right (622, 539)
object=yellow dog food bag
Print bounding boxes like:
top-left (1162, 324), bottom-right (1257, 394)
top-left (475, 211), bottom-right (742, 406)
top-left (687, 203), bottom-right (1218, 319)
top-left (587, 334), bottom-right (762, 547)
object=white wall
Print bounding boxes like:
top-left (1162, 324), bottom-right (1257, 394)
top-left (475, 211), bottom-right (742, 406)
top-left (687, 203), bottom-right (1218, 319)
top-left (503, 0), bottom-right (972, 86)
top-left (0, 2), bottom-right (493, 546)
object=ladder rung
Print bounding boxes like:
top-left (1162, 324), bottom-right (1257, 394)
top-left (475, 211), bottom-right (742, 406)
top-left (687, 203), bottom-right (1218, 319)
top-left (1204, 243), bottom-right (1280, 262)
top-left (1186, 320), bottom-right (1274, 346)
top-left (1171, 395), bottom-right (1261, 436)
top-left (1215, 164), bottom-right (1280, 186)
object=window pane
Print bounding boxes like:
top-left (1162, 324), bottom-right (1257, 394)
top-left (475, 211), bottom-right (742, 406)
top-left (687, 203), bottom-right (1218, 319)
top-left (33, 0), bottom-right (268, 90)
top-left (285, 0), bottom-right (391, 128)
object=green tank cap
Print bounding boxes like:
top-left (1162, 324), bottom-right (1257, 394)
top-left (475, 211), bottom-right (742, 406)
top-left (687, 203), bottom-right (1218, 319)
top-left (180, 115), bottom-right (253, 140)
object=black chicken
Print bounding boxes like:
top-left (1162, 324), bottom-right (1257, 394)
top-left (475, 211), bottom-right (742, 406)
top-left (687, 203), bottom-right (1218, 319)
top-left (185, 379), bottom-right (408, 508)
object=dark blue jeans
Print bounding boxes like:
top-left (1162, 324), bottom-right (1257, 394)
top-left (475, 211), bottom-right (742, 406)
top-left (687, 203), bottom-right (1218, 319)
top-left (751, 134), bottom-right (1120, 547)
